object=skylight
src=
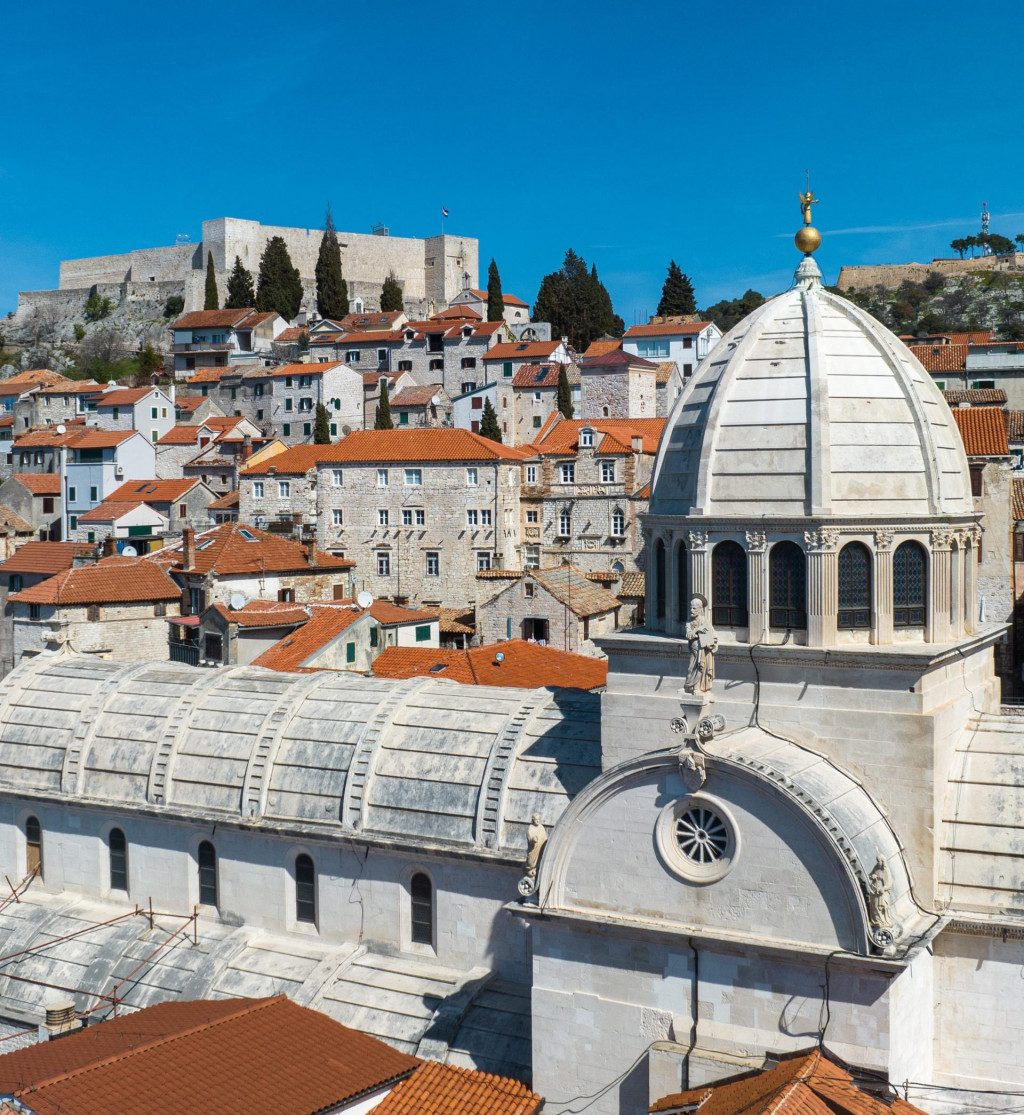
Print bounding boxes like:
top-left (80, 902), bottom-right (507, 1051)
top-left (239, 529), bottom-right (256, 541)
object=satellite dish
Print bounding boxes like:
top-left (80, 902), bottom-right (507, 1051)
top-left (342, 425), bottom-right (352, 437)
top-left (356, 591), bottom-right (374, 610)
top-left (120, 545), bottom-right (138, 558)
top-left (56, 424), bottom-right (66, 435)
top-left (495, 651), bottom-right (505, 663)
top-left (430, 395), bottom-right (440, 406)
top-left (229, 592), bottom-right (248, 611)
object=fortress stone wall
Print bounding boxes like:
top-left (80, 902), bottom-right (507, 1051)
top-left (837, 252), bottom-right (1024, 290)
top-left (44, 217), bottom-right (479, 318)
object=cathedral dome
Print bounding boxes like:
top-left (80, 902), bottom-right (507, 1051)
top-left (649, 259), bottom-right (973, 521)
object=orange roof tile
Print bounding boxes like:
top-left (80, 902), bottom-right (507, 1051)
top-left (650, 1048), bottom-right (926, 1115)
top-left (1014, 477), bottom-right (1024, 521)
top-left (332, 330), bottom-right (405, 345)
top-left (391, 385), bottom-right (444, 407)
top-left (14, 427), bottom-right (139, 451)
top-left (208, 488), bottom-right (240, 510)
top-left (532, 417), bottom-right (665, 456)
top-left (337, 310), bottom-right (406, 332)
top-left (943, 388), bottom-right (1006, 406)
top-left (913, 343), bottom-right (969, 372)
top-left (1005, 410), bottom-right (1024, 442)
top-left (12, 473), bottom-right (61, 495)
top-left (581, 338), bottom-right (622, 359)
top-left (420, 606), bottom-right (475, 635)
top-left (512, 364), bottom-right (563, 388)
top-left (91, 387), bottom-right (156, 406)
top-left (624, 320), bottom-right (712, 337)
top-left (483, 341), bottom-right (563, 362)
top-left (251, 605), bottom-right (364, 670)
top-left (431, 305), bottom-right (482, 321)
top-left (952, 405), bottom-right (1010, 456)
top-left (147, 522), bottom-right (352, 577)
top-left (374, 1061), bottom-right (541, 1115)
top-left (0, 542), bottom-right (92, 576)
top-left (0, 369), bottom-right (71, 396)
top-left (171, 308), bottom-right (256, 330)
top-left (108, 479), bottom-right (205, 503)
top-left (76, 500), bottom-right (153, 523)
top-left (463, 288), bottom-right (529, 308)
top-left (373, 639), bottom-right (607, 690)
top-left (175, 395), bottom-right (211, 412)
top-left (0, 995), bottom-right (419, 1115)
top-left (244, 361), bottom-right (344, 379)
top-left (10, 556), bottom-right (180, 605)
top-left (211, 600), bottom-right (310, 628)
top-left (186, 366), bottom-right (240, 384)
top-left (37, 379), bottom-right (105, 396)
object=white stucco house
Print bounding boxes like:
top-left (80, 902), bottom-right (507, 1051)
top-left (622, 319), bottom-right (722, 378)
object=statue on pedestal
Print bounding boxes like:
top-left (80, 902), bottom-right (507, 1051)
top-left (683, 596), bottom-right (718, 696)
top-left (518, 814), bottom-right (548, 898)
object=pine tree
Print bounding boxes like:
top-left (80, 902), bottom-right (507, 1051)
top-left (138, 343), bottom-right (163, 376)
top-left (557, 364), bottom-right (574, 419)
top-left (374, 381), bottom-right (394, 429)
top-left (314, 402), bottom-right (332, 444)
top-left (224, 256), bottom-right (255, 309)
top-left (486, 258), bottom-right (504, 322)
top-left (479, 398), bottom-right (502, 443)
top-left (656, 261), bottom-right (697, 316)
top-left (255, 236), bottom-right (304, 321)
top-left (204, 253), bottom-right (219, 310)
top-left (315, 205), bottom-right (349, 321)
top-left (533, 249), bottom-right (622, 351)
top-left (380, 273), bottom-right (404, 313)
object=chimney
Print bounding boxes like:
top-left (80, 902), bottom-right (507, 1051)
top-left (242, 433), bottom-right (253, 461)
top-left (102, 536), bottom-right (118, 557)
top-left (631, 435), bottom-right (643, 453)
top-left (40, 999), bottom-right (81, 1042)
top-left (182, 526), bottom-right (195, 571)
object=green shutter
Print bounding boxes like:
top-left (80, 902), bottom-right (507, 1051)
top-left (415, 625), bottom-right (431, 642)
top-left (370, 627), bottom-right (378, 647)
top-left (346, 642), bottom-right (355, 663)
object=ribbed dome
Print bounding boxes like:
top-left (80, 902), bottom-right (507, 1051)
top-left (649, 263), bottom-right (973, 520)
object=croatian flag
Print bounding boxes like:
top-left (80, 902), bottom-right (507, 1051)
top-left (441, 206), bottom-right (449, 218)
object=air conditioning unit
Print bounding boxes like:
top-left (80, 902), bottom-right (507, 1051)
top-left (114, 465), bottom-right (124, 478)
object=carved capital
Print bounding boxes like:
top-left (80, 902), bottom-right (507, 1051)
top-left (687, 530), bottom-right (709, 550)
top-left (874, 529), bottom-right (894, 552)
top-left (745, 530), bottom-right (768, 552)
top-left (803, 527), bottom-right (840, 553)
top-left (931, 527), bottom-right (954, 549)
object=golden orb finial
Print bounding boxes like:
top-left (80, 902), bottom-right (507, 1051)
top-left (797, 172), bottom-right (821, 254)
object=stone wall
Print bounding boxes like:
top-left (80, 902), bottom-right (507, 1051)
top-left (12, 600), bottom-right (180, 665)
top-left (837, 253), bottom-right (1024, 292)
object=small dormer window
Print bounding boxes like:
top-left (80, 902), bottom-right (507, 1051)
top-left (462, 325), bottom-right (473, 338)
top-left (580, 428), bottom-right (594, 448)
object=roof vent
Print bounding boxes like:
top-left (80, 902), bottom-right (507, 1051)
top-left (42, 999), bottom-right (81, 1040)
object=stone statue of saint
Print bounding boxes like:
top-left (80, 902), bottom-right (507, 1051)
top-left (866, 855), bottom-right (893, 929)
top-left (684, 596), bottom-right (718, 695)
top-left (525, 814), bottom-right (547, 879)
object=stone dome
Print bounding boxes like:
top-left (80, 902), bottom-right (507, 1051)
top-left (649, 259), bottom-right (974, 521)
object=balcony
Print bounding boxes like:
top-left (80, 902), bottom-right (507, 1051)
top-left (169, 641), bottom-right (200, 666)
top-left (172, 342), bottom-right (234, 353)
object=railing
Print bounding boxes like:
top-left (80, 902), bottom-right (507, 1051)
top-left (172, 342), bottom-right (234, 353)
top-left (168, 642), bottom-right (200, 666)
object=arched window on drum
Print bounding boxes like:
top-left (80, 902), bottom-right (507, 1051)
top-left (837, 542), bottom-right (871, 629)
top-left (712, 541), bottom-right (747, 627)
top-left (769, 542), bottom-right (806, 629)
top-left (893, 542), bottom-right (927, 627)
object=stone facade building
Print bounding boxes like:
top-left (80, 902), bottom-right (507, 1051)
top-left (578, 349), bottom-right (658, 420)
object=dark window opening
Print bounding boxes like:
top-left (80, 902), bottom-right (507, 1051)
top-left (676, 540), bottom-right (689, 621)
top-left (109, 827), bottom-right (128, 892)
top-left (712, 540), bottom-right (748, 626)
top-left (769, 541), bottom-right (806, 628)
top-left (411, 871), bottom-right (433, 945)
top-left (25, 815), bottom-right (41, 878)
top-left (837, 542), bottom-right (871, 629)
top-left (523, 617), bottom-right (549, 642)
top-left (295, 853), bottom-right (316, 924)
top-left (654, 539), bottom-right (666, 621)
top-left (894, 541), bottom-right (927, 627)
top-left (198, 840), bottom-right (218, 906)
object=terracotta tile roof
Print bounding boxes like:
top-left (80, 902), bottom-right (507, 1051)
top-left (464, 288), bottom-right (529, 308)
top-left (147, 522), bottom-right (353, 576)
top-left (90, 387), bottom-right (154, 406)
top-left (158, 417), bottom-right (247, 445)
top-left (14, 427), bottom-right (139, 451)
top-left (334, 330), bottom-right (404, 345)
top-left (363, 369), bottom-right (405, 387)
top-left (338, 310), bottom-right (406, 332)
top-left (403, 319), bottom-right (451, 335)
top-left (273, 325), bottom-right (307, 343)
top-left (634, 481), bottom-right (651, 498)
top-left (0, 369), bottom-right (71, 396)
top-left (208, 488), bottom-right (240, 510)
top-left (431, 305), bottom-right (482, 321)
top-left (581, 348), bottom-right (659, 369)
top-left (913, 343), bottom-right (968, 372)
top-left (0, 995), bottom-right (419, 1115)
top-left (619, 571), bottom-right (645, 597)
top-left (391, 385), bottom-right (444, 407)
top-left (527, 565), bottom-right (622, 616)
top-left (582, 338), bottom-right (622, 359)
top-left (175, 395), bottom-right (210, 412)
top-left (483, 341), bottom-right (563, 362)
top-left (76, 500), bottom-right (152, 524)
top-left (655, 361), bottom-right (677, 384)
top-left (952, 405), bottom-right (1010, 456)
top-left (10, 556), bottom-right (180, 605)
top-left (211, 600), bottom-right (310, 628)
top-left (186, 366), bottom-right (239, 384)
top-left (37, 380), bottom-right (105, 396)
top-left (0, 507), bottom-right (33, 534)
top-left (251, 605), bottom-right (364, 671)
top-left (906, 330), bottom-right (994, 347)
top-left (244, 361), bottom-right (343, 380)
top-left (624, 320), bottom-right (712, 337)
top-left (421, 606), bottom-right (475, 634)
top-left (109, 479), bottom-right (204, 503)
top-left (374, 1060), bottom-right (542, 1115)
top-left (1014, 477), bottom-right (1024, 521)
top-left (1005, 411), bottom-right (1024, 442)
top-left (649, 1048), bottom-right (926, 1115)
top-left (532, 417), bottom-right (665, 456)
top-left (171, 308), bottom-right (256, 330)
top-left (0, 416), bottom-right (13, 429)
top-left (12, 473), bottom-right (61, 495)
top-left (373, 639), bottom-right (607, 690)
top-left (243, 429), bottom-right (530, 472)
top-left (363, 599), bottom-right (438, 626)
top-left (512, 364), bottom-right (563, 388)
top-left (942, 388), bottom-right (1006, 406)
top-left (0, 541), bottom-right (92, 576)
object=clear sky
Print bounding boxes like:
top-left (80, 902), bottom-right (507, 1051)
top-left (3, 0), bottom-right (1023, 323)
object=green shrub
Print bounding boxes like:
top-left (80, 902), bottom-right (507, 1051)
top-left (73, 323), bottom-right (86, 341)
top-left (163, 294), bottom-right (185, 319)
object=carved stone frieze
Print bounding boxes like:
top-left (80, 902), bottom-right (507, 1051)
top-left (931, 527), bottom-right (954, 549)
top-left (874, 529), bottom-right (894, 552)
top-left (745, 530), bottom-right (768, 552)
top-left (687, 530), bottom-right (709, 550)
top-left (803, 527), bottom-right (840, 553)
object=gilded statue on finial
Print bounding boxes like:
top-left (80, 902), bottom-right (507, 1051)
top-left (799, 189), bottom-right (819, 226)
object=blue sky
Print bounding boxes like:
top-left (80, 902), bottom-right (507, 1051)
top-left (2, 0), bottom-right (1022, 323)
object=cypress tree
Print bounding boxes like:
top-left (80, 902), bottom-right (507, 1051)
top-left (479, 398), bottom-right (502, 443)
top-left (656, 261), bottom-right (697, 316)
top-left (224, 256), bottom-right (255, 309)
top-left (255, 236), bottom-right (304, 321)
top-left (374, 381), bottom-right (394, 430)
top-left (314, 402), bottom-right (332, 444)
top-left (380, 273), bottom-right (404, 313)
top-left (204, 253), bottom-right (219, 311)
top-left (486, 259), bottom-right (504, 322)
top-left (315, 205), bottom-right (349, 320)
top-left (557, 365), bottom-right (574, 419)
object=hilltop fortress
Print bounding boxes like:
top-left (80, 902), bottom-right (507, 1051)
top-left (837, 250), bottom-right (1024, 290)
top-left (14, 216), bottom-right (479, 324)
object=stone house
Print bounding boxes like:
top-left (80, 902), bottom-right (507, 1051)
top-left (240, 361), bottom-right (364, 446)
top-left (76, 477), bottom-right (216, 542)
top-left (73, 501), bottom-right (169, 550)
top-left (578, 349), bottom-right (658, 420)
top-left (169, 308), bottom-right (286, 374)
top-left (475, 564), bottom-right (620, 654)
top-left (363, 369), bottom-right (417, 429)
top-left (86, 386), bottom-right (176, 443)
top-left (8, 555), bottom-right (182, 666)
top-left (30, 380), bottom-right (106, 430)
top-left (0, 369), bottom-right (74, 437)
top-left (239, 430), bottom-right (528, 609)
top-left (621, 319), bottom-right (722, 378)
top-left (481, 340), bottom-right (570, 389)
top-left (174, 393), bottom-right (224, 424)
top-left (494, 364), bottom-right (580, 446)
top-left (155, 416), bottom-right (264, 481)
top-left (389, 385), bottom-right (451, 428)
top-left (0, 474), bottom-right (61, 540)
top-left (208, 488), bottom-right (239, 523)
top-left (0, 508), bottom-right (34, 564)
top-left (9, 420), bottom-right (88, 477)
top-left (522, 416), bottom-right (663, 574)
top-left (321, 330), bottom-right (404, 376)
top-left (448, 287), bottom-right (532, 327)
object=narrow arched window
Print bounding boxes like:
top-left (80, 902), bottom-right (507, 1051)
top-left (611, 508), bottom-right (625, 537)
top-left (108, 828), bottom-right (128, 892)
top-left (295, 854), bottom-right (316, 924)
top-left (654, 539), bottom-right (666, 621)
top-left (198, 841), bottom-right (218, 907)
top-left (410, 872), bottom-right (433, 946)
top-left (837, 542), bottom-right (871, 629)
top-left (712, 541), bottom-right (748, 626)
top-left (25, 816), bottom-right (41, 879)
top-left (769, 542), bottom-right (806, 629)
top-left (963, 540), bottom-right (973, 626)
top-left (675, 539), bottom-right (688, 621)
top-left (894, 541), bottom-right (927, 627)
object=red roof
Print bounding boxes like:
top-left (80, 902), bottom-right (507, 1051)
top-left (391, 385), bottom-right (444, 407)
top-left (580, 348), bottom-right (658, 369)
top-left (464, 288), bottom-right (529, 308)
top-left (0, 369), bottom-right (71, 396)
top-left (147, 522), bottom-right (353, 576)
top-left (12, 473), bottom-right (61, 495)
top-left (208, 488), bottom-right (240, 510)
top-left (14, 427), bottom-right (138, 450)
top-left (108, 478), bottom-right (205, 503)
top-left (623, 320), bottom-right (712, 337)
top-left (251, 606), bottom-right (364, 671)
top-left (374, 1061), bottom-right (542, 1115)
top-left (90, 387), bottom-right (156, 407)
top-left (913, 343), bottom-right (968, 372)
top-left (581, 339), bottom-right (622, 359)
top-left (483, 341), bottom-right (563, 362)
top-left (244, 361), bottom-right (343, 380)
top-left (649, 1048), bottom-right (926, 1115)
top-left (171, 308), bottom-right (257, 330)
top-left (334, 331), bottom-right (404, 345)
top-left (373, 639), bottom-right (607, 690)
top-left (10, 556), bottom-right (180, 606)
top-left (176, 395), bottom-right (211, 412)
top-left (337, 310), bottom-right (406, 332)
top-left (532, 417), bottom-right (665, 456)
top-left (186, 367), bottom-right (239, 384)
top-left (76, 500), bottom-right (154, 524)
top-left (431, 305), bottom-right (482, 321)
top-left (0, 995), bottom-right (419, 1115)
top-left (952, 405), bottom-right (1010, 456)
top-left (37, 380), bottom-right (105, 396)
top-left (0, 542), bottom-right (92, 576)
top-left (512, 364), bottom-right (564, 388)
top-left (243, 429), bottom-right (530, 473)
top-left (211, 600), bottom-right (310, 628)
